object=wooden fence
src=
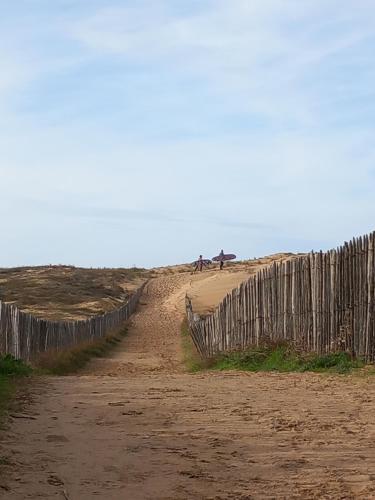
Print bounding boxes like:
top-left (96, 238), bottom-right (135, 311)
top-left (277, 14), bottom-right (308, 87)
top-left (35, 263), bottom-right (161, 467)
top-left (0, 283), bottom-right (147, 361)
top-left (186, 232), bottom-right (375, 361)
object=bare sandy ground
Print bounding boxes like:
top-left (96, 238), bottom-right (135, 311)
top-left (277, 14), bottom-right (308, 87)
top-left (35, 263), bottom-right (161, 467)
top-left (187, 270), bottom-right (251, 315)
top-left (1, 271), bottom-right (375, 499)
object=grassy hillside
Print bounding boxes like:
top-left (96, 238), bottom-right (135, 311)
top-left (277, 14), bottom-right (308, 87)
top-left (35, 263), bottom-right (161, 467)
top-left (0, 265), bottom-right (151, 321)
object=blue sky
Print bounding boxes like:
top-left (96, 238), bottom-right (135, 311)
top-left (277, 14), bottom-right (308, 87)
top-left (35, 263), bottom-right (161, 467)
top-left (1, 0), bottom-right (375, 267)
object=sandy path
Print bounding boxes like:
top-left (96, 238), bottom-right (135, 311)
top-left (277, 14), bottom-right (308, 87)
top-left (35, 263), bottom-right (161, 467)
top-left (1, 272), bottom-right (375, 499)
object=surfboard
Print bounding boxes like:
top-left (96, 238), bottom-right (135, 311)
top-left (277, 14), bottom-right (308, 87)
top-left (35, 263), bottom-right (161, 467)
top-left (212, 253), bottom-right (236, 262)
top-left (192, 259), bottom-right (212, 267)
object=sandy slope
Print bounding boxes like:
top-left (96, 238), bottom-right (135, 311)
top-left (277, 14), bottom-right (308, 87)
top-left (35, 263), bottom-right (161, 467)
top-left (186, 270), bottom-right (251, 314)
top-left (1, 270), bottom-right (375, 499)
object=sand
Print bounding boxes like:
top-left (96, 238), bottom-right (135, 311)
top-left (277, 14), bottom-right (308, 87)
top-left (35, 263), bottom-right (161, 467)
top-left (1, 270), bottom-right (375, 499)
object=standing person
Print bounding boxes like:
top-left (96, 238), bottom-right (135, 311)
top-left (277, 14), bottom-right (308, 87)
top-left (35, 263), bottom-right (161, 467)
top-left (219, 249), bottom-right (225, 270)
top-left (213, 249), bottom-right (236, 269)
top-left (194, 255), bottom-right (204, 272)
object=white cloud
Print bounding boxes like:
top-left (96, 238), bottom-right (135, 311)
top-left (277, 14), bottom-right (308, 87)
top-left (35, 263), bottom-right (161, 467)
top-left (1, 1), bottom-right (375, 266)
top-left (69, 0), bottom-right (375, 127)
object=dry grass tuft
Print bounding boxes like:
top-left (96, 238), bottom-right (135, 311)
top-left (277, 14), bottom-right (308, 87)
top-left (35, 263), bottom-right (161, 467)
top-left (35, 329), bottom-right (127, 375)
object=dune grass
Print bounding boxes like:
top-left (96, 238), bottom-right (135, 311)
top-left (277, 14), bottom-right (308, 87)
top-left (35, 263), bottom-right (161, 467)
top-left (0, 265), bottom-right (150, 321)
top-left (36, 329), bottom-right (128, 375)
top-left (212, 343), bottom-right (365, 374)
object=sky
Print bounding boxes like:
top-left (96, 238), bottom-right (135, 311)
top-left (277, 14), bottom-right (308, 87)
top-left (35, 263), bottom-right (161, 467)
top-left (1, 0), bottom-right (375, 268)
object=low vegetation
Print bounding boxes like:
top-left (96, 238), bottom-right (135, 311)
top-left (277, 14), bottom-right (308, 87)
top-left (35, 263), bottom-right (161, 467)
top-left (36, 329), bottom-right (128, 375)
top-left (0, 355), bottom-right (32, 377)
top-left (0, 355), bottom-right (32, 419)
top-left (211, 342), bottom-right (365, 374)
top-left (182, 323), bottom-right (365, 375)
top-left (181, 320), bottom-right (206, 372)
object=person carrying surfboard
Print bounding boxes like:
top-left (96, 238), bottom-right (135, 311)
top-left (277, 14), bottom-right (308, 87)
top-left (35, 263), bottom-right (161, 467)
top-left (219, 250), bottom-right (225, 270)
top-left (212, 250), bottom-right (237, 270)
top-left (195, 255), bottom-right (204, 272)
top-left (192, 256), bottom-right (211, 273)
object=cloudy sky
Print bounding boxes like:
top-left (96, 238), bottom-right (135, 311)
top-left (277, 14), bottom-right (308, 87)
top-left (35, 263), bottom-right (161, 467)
top-left (1, 1), bottom-right (375, 268)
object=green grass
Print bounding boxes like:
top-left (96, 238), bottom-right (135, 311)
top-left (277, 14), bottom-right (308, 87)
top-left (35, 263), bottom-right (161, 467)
top-left (0, 355), bottom-right (32, 377)
top-left (211, 343), bottom-right (365, 374)
top-left (181, 320), bottom-right (207, 373)
top-left (0, 355), bottom-right (32, 420)
top-left (36, 329), bottom-right (127, 375)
